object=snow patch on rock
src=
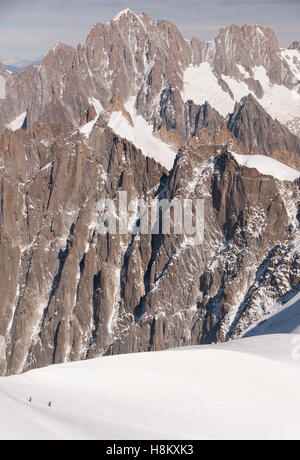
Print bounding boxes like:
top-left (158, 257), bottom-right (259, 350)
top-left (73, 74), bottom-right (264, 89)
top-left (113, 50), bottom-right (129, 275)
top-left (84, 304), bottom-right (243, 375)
top-left (280, 49), bottom-right (300, 82)
top-left (88, 97), bottom-right (103, 115)
top-left (0, 336), bottom-right (5, 360)
top-left (79, 118), bottom-right (98, 138)
top-left (108, 97), bottom-right (176, 170)
top-left (231, 152), bottom-right (300, 182)
top-left (182, 62), bottom-right (300, 127)
top-left (6, 112), bottom-right (27, 131)
top-left (113, 9), bottom-right (134, 21)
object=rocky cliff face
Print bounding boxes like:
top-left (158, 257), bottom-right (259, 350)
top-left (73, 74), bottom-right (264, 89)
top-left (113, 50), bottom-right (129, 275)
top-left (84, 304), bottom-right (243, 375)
top-left (0, 117), bottom-right (299, 375)
top-left (0, 10), bottom-right (190, 135)
top-left (0, 10), bottom-right (300, 375)
top-left (0, 119), bottom-right (166, 375)
top-left (227, 94), bottom-right (300, 168)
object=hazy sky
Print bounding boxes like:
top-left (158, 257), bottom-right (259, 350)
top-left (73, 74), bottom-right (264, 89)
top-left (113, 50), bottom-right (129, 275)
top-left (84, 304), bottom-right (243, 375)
top-left (0, 0), bottom-right (299, 67)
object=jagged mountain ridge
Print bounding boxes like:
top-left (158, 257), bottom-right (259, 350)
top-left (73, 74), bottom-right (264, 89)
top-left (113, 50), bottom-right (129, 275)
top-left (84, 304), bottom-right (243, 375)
top-left (0, 10), bottom-right (300, 375)
top-left (227, 94), bottom-right (300, 168)
top-left (0, 117), bottom-right (299, 375)
top-left (0, 9), bottom-right (300, 148)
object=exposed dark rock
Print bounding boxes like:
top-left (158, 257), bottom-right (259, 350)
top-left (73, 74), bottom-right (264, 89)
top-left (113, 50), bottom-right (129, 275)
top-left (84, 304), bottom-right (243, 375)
top-left (227, 94), bottom-right (300, 167)
top-left (0, 11), bottom-right (299, 376)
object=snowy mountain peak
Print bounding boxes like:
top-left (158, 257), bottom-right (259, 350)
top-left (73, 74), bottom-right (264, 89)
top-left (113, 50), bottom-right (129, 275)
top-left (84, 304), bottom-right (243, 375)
top-left (250, 24), bottom-right (266, 34)
top-left (112, 9), bottom-right (136, 21)
top-left (52, 42), bottom-right (66, 53)
top-left (1, 10), bottom-right (300, 383)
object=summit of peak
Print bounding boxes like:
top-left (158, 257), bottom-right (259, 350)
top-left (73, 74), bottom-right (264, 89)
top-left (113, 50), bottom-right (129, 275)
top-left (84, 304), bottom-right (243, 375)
top-left (219, 23), bottom-right (274, 38)
top-left (51, 42), bottom-right (72, 53)
top-left (239, 93), bottom-right (261, 107)
top-left (52, 42), bottom-right (63, 52)
top-left (112, 9), bottom-right (136, 21)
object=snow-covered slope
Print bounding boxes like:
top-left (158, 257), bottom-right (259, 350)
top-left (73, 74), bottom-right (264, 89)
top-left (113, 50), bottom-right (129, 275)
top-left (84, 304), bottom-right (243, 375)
top-left (78, 97), bottom-right (104, 138)
top-left (231, 152), bottom-right (300, 181)
top-left (88, 97), bottom-right (103, 116)
top-left (5, 112), bottom-right (27, 131)
top-left (245, 291), bottom-right (300, 337)
top-left (78, 96), bottom-right (177, 169)
top-left (108, 98), bottom-right (177, 170)
top-left (1, 334), bottom-right (300, 440)
top-left (181, 63), bottom-right (250, 117)
top-left (79, 117), bottom-right (99, 138)
top-left (250, 66), bottom-right (300, 126)
top-left (182, 62), bottom-right (300, 132)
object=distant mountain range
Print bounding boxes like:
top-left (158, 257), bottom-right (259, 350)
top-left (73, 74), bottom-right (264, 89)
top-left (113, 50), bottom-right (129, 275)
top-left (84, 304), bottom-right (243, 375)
top-left (4, 58), bottom-right (43, 73)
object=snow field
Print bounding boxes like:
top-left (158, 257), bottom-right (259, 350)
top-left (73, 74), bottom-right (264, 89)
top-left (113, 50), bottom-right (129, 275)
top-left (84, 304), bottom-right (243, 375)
top-left (108, 97), bottom-right (177, 170)
top-left (181, 62), bottom-right (300, 126)
top-left (1, 333), bottom-right (300, 440)
top-left (231, 152), bottom-right (300, 181)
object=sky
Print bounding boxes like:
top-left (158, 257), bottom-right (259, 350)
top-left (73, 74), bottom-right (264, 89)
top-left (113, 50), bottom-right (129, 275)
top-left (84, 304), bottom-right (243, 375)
top-left (0, 0), bottom-right (299, 68)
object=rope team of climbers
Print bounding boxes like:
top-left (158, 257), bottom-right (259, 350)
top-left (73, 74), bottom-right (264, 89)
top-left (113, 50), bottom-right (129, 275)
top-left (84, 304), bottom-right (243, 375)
top-left (29, 397), bottom-right (52, 408)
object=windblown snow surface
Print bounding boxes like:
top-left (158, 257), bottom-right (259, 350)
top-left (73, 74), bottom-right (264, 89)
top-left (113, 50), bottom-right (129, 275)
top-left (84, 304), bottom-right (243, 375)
top-left (1, 289), bottom-right (300, 440)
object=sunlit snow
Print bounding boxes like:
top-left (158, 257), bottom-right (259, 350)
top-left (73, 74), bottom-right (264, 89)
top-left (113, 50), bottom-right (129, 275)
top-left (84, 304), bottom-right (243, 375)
top-left (232, 152), bottom-right (300, 181)
top-left (88, 97), bottom-right (103, 116)
top-left (182, 62), bottom-right (300, 126)
top-left (245, 291), bottom-right (300, 336)
top-left (5, 112), bottom-right (27, 131)
top-left (1, 289), bottom-right (300, 440)
top-left (112, 9), bottom-right (133, 21)
top-left (78, 98), bottom-right (103, 138)
top-left (1, 333), bottom-right (300, 440)
top-left (108, 97), bottom-right (177, 170)
top-left (79, 117), bottom-right (98, 138)
top-left (181, 63), bottom-right (236, 116)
